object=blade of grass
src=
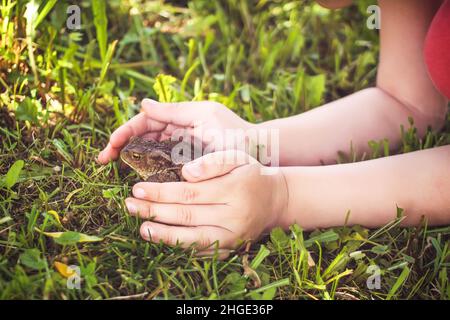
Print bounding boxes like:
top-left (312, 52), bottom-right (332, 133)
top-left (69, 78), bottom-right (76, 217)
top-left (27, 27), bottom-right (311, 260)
top-left (386, 266), bottom-right (410, 300)
top-left (93, 0), bottom-right (108, 62)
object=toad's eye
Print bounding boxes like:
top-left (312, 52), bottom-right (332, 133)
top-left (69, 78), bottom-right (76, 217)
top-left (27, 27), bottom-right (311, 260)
top-left (132, 153), bottom-right (141, 160)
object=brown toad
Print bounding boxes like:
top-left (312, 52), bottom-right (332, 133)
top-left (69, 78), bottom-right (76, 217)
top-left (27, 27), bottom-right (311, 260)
top-left (120, 136), bottom-right (199, 182)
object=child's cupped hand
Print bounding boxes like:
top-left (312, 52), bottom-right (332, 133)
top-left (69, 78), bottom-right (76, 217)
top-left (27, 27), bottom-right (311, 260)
top-left (124, 150), bottom-right (288, 256)
top-left (97, 99), bottom-right (252, 164)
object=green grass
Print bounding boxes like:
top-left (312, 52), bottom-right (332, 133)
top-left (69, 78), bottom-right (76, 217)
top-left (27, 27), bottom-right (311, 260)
top-left (0, 0), bottom-right (449, 300)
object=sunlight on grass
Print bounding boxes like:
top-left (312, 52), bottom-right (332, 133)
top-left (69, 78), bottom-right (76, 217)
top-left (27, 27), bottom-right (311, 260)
top-left (0, 0), bottom-right (448, 300)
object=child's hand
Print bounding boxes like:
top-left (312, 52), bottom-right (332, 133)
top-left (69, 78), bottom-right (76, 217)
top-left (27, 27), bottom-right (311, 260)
top-left (98, 99), bottom-right (252, 164)
top-left (124, 150), bottom-right (288, 253)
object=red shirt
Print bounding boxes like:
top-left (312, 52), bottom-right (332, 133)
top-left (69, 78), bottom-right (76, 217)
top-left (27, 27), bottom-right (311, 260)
top-left (425, 0), bottom-right (450, 100)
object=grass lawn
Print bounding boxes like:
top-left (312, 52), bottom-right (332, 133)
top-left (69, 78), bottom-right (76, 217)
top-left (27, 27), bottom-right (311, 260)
top-left (0, 0), bottom-right (449, 300)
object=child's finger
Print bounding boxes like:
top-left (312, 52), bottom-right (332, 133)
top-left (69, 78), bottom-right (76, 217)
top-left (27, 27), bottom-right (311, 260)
top-left (182, 150), bottom-right (257, 182)
top-left (97, 113), bottom-right (166, 164)
top-left (109, 112), bottom-right (166, 149)
top-left (132, 180), bottom-right (227, 204)
top-left (141, 99), bottom-right (210, 127)
top-left (97, 142), bottom-right (118, 164)
top-left (125, 198), bottom-right (229, 227)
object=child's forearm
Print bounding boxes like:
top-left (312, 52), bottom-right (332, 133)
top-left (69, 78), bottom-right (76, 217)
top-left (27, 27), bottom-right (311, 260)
top-left (275, 145), bottom-right (450, 230)
top-left (257, 87), bottom-right (446, 166)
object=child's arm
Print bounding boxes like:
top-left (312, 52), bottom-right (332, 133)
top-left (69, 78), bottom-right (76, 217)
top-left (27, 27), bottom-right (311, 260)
top-left (124, 145), bottom-right (450, 250)
top-left (99, 2), bottom-right (446, 167)
top-left (278, 145), bottom-right (450, 230)
top-left (258, 0), bottom-right (447, 166)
